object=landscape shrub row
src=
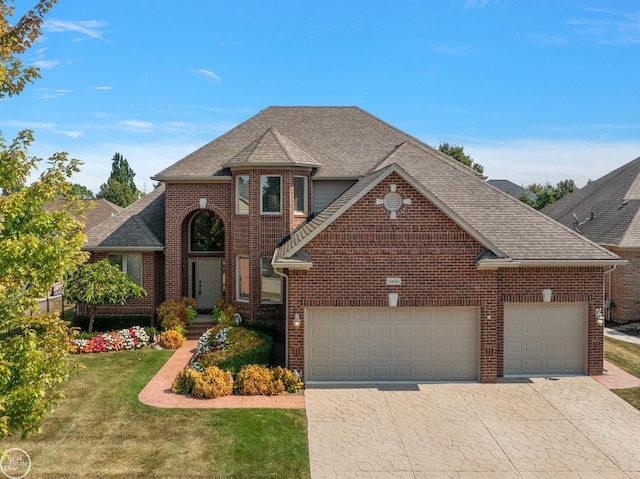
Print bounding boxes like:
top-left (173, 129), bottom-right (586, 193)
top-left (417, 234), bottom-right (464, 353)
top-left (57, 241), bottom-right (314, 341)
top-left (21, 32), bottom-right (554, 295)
top-left (71, 326), bottom-right (151, 353)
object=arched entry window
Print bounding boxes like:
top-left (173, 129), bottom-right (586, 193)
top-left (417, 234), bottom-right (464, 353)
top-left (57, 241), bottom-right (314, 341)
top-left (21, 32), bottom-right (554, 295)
top-left (190, 210), bottom-right (224, 252)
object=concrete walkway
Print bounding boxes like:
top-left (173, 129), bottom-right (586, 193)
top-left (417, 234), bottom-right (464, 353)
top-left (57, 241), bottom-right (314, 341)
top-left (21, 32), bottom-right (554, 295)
top-left (605, 326), bottom-right (640, 345)
top-left (138, 340), bottom-right (304, 409)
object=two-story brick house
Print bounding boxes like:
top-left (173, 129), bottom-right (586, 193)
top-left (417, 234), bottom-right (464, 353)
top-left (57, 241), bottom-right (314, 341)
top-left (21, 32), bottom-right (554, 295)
top-left (85, 106), bottom-right (623, 383)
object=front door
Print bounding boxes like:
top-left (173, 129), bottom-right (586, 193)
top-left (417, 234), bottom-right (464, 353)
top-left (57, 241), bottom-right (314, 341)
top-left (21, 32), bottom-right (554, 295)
top-left (189, 258), bottom-right (223, 310)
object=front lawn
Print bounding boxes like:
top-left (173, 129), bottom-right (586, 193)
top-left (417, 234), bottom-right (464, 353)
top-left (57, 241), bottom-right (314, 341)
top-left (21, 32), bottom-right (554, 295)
top-left (0, 349), bottom-right (310, 478)
top-left (605, 336), bottom-right (640, 410)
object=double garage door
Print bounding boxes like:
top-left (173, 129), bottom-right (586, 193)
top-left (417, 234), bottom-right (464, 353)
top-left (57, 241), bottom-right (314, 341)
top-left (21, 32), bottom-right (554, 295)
top-left (305, 308), bottom-right (479, 382)
top-left (305, 303), bottom-right (587, 382)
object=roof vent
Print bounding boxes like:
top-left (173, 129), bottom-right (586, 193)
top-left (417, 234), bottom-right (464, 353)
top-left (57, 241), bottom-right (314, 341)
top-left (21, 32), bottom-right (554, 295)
top-left (383, 193), bottom-right (403, 212)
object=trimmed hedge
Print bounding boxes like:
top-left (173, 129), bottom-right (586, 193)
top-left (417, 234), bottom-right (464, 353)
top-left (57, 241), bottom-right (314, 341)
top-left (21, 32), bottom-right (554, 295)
top-left (72, 315), bottom-right (152, 332)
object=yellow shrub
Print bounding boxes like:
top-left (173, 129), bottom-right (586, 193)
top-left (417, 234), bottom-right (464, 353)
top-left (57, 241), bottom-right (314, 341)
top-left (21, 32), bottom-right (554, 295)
top-left (192, 366), bottom-right (233, 399)
top-left (272, 366), bottom-right (304, 393)
top-left (172, 367), bottom-right (201, 395)
top-left (159, 330), bottom-right (185, 349)
top-left (234, 364), bottom-right (285, 396)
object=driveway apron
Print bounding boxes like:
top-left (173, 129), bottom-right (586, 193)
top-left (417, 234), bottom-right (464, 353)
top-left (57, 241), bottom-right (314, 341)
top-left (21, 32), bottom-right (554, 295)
top-left (305, 377), bottom-right (640, 478)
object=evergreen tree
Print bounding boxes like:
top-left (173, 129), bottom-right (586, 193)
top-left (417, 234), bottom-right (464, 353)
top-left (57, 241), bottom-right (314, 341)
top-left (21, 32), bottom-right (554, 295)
top-left (97, 152), bottom-right (140, 207)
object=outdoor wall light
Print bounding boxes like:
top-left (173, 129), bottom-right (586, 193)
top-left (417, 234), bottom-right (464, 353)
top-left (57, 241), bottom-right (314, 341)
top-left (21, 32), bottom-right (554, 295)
top-left (595, 308), bottom-right (604, 327)
top-left (292, 313), bottom-right (301, 328)
top-left (388, 293), bottom-right (398, 307)
top-left (542, 288), bottom-right (552, 302)
top-left (199, 197), bottom-right (207, 209)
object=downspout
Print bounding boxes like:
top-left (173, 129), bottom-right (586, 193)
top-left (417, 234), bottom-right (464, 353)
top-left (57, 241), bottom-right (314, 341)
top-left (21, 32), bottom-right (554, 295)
top-left (603, 264), bottom-right (617, 322)
top-left (272, 251), bottom-right (290, 369)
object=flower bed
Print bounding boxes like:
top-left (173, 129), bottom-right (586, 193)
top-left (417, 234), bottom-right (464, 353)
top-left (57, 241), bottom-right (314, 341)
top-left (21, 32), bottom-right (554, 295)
top-left (71, 326), bottom-right (151, 353)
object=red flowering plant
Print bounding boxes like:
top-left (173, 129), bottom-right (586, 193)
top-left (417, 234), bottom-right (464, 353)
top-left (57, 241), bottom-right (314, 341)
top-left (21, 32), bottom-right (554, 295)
top-left (71, 326), bottom-right (151, 354)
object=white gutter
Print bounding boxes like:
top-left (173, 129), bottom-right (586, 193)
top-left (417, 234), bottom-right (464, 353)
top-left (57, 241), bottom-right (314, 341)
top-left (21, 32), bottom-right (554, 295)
top-left (603, 264), bottom-right (617, 321)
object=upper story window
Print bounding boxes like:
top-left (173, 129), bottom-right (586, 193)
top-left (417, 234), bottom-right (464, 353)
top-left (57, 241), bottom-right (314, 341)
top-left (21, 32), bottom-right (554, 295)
top-left (190, 210), bottom-right (224, 252)
top-left (107, 253), bottom-right (142, 286)
top-left (294, 176), bottom-right (307, 214)
top-left (236, 175), bottom-right (249, 214)
top-left (261, 175), bottom-right (281, 214)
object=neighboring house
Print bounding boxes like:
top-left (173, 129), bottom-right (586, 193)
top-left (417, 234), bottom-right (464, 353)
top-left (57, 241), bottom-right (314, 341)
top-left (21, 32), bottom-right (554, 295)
top-left (84, 106), bottom-right (622, 383)
top-left (487, 179), bottom-right (537, 203)
top-left (543, 157), bottom-right (640, 324)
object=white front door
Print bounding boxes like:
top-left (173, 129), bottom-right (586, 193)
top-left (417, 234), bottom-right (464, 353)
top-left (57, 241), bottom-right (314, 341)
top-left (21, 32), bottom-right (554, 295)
top-left (189, 258), bottom-right (223, 310)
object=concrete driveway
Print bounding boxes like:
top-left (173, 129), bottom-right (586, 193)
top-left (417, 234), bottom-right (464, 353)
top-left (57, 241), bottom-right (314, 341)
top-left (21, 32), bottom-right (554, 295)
top-left (305, 377), bottom-right (640, 478)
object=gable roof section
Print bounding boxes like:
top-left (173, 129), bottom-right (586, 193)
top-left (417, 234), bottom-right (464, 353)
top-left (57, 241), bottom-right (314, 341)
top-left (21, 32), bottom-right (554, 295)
top-left (275, 141), bottom-right (621, 268)
top-left (46, 198), bottom-right (123, 231)
top-left (153, 107), bottom-right (478, 181)
top-left (487, 179), bottom-right (537, 202)
top-left (543, 157), bottom-right (640, 247)
top-left (223, 127), bottom-right (321, 169)
top-left (84, 185), bottom-right (165, 251)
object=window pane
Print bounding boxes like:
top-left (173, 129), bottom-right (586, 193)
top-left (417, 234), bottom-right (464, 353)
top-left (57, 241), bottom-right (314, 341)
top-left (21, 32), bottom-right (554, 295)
top-left (107, 254), bottom-right (123, 270)
top-left (294, 176), bottom-right (306, 214)
top-left (237, 175), bottom-right (249, 214)
top-left (261, 257), bottom-right (282, 303)
top-left (238, 256), bottom-right (249, 301)
top-left (261, 176), bottom-right (281, 213)
top-left (127, 254), bottom-right (142, 286)
top-left (190, 210), bottom-right (224, 252)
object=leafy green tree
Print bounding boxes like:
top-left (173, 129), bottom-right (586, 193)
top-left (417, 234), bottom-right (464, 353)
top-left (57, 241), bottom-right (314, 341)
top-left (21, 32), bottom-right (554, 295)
top-left (68, 183), bottom-right (94, 198)
top-left (523, 180), bottom-right (578, 210)
top-left (438, 142), bottom-right (484, 174)
top-left (97, 152), bottom-right (140, 207)
top-left (0, 0), bottom-right (91, 440)
top-left (64, 259), bottom-right (146, 333)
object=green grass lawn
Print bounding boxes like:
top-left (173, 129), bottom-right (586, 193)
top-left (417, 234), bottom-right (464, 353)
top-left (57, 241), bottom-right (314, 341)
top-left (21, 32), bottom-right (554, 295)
top-left (0, 349), bottom-right (310, 479)
top-left (605, 336), bottom-right (640, 410)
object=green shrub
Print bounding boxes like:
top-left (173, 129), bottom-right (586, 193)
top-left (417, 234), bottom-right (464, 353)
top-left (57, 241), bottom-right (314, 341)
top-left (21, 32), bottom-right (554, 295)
top-left (216, 332), bottom-right (272, 375)
top-left (212, 298), bottom-right (238, 325)
top-left (192, 366), bottom-right (233, 399)
top-left (172, 368), bottom-right (201, 395)
top-left (272, 366), bottom-right (304, 393)
top-left (159, 330), bottom-right (185, 349)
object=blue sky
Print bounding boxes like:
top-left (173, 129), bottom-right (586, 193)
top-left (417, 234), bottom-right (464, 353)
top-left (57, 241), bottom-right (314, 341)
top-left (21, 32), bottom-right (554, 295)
top-left (3, 0), bottom-right (640, 194)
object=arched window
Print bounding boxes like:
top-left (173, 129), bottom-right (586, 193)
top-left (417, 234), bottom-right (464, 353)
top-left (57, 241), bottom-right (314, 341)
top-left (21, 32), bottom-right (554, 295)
top-left (190, 210), bottom-right (224, 252)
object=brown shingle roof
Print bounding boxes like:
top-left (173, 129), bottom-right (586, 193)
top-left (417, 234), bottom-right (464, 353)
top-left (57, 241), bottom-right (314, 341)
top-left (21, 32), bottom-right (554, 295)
top-left (543, 157), bottom-right (640, 247)
top-left (276, 141), bottom-right (621, 265)
top-left (84, 185), bottom-right (165, 250)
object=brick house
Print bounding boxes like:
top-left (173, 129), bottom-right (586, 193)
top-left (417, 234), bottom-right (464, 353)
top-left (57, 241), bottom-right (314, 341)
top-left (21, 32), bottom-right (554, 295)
top-left (84, 107), bottom-right (622, 383)
top-left (543, 157), bottom-right (640, 324)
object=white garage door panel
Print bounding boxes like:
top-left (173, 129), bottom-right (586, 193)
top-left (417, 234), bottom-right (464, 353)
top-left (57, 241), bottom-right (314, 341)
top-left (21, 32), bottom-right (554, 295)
top-left (305, 308), bottom-right (479, 382)
top-left (504, 303), bottom-right (586, 376)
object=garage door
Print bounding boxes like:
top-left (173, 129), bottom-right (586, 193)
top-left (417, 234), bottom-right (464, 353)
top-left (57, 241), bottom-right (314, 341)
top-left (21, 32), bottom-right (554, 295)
top-left (504, 303), bottom-right (586, 376)
top-left (305, 308), bottom-right (479, 382)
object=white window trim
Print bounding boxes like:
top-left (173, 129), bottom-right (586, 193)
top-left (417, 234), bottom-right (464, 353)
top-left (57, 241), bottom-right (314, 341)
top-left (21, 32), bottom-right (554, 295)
top-left (236, 255), bottom-right (250, 303)
top-left (260, 256), bottom-right (283, 304)
top-left (107, 253), bottom-right (143, 286)
top-left (294, 175), bottom-right (308, 215)
top-left (260, 175), bottom-right (282, 215)
top-left (236, 175), bottom-right (249, 215)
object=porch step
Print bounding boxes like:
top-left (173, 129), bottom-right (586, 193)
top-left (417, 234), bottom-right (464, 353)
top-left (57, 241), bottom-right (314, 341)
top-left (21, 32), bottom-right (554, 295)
top-left (186, 314), bottom-right (215, 340)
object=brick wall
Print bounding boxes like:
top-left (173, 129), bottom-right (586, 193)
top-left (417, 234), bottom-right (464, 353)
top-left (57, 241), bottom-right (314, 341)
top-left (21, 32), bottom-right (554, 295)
top-left (609, 249), bottom-right (640, 323)
top-left (286, 173), bottom-right (605, 382)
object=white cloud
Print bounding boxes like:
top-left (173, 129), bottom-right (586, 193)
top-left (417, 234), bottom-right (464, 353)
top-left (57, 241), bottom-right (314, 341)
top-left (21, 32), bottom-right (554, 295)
top-left (92, 86), bottom-right (112, 91)
top-left (55, 130), bottom-right (83, 138)
top-left (197, 69), bottom-right (222, 83)
top-left (121, 120), bottom-right (153, 130)
top-left (32, 59), bottom-right (60, 69)
top-left (458, 138), bottom-right (640, 187)
top-left (44, 19), bottom-right (112, 43)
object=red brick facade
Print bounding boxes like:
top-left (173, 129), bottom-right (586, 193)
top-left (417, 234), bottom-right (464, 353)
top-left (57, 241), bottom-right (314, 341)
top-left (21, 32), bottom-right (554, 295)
top-left (286, 174), bottom-right (605, 382)
top-left (607, 248), bottom-right (640, 323)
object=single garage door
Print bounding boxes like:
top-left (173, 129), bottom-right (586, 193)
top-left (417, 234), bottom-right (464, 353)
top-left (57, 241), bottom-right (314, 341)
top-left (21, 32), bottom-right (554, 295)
top-left (504, 303), bottom-right (587, 376)
top-left (305, 307), bottom-right (479, 382)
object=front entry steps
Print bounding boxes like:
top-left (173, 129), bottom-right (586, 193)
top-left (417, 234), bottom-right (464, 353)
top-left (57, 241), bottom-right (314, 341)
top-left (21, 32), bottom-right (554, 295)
top-left (186, 314), bottom-right (215, 340)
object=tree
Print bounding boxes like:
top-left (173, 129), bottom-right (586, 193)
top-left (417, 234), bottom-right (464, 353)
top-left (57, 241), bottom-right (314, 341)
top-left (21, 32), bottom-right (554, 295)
top-left (0, 0), bottom-right (95, 439)
top-left (97, 152), bottom-right (140, 207)
top-left (68, 183), bottom-right (94, 198)
top-left (522, 180), bottom-right (579, 210)
top-left (438, 142), bottom-right (484, 175)
top-left (64, 259), bottom-right (146, 334)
